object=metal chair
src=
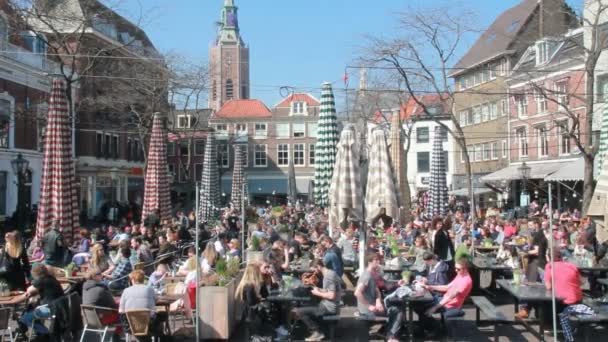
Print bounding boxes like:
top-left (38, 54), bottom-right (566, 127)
top-left (80, 305), bottom-right (119, 342)
top-left (0, 307), bottom-right (14, 342)
top-left (125, 309), bottom-right (153, 342)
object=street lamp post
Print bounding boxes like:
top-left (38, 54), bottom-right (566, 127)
top-left (11, 153), bottom-right (29, 230)
top-left (518, 162), bottom-right (531, 206)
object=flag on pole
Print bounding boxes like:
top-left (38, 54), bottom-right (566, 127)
top-left (343, 69), bottom-right (349, 86)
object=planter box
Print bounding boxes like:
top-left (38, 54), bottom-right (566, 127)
top-left (246, 251), bottom-right (264, 264)
top-left (197, 272), bottom-right (243, 340)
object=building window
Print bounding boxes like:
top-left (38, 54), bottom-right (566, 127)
top-left (112, 135), bottom-right (119, 159)
top-left (466, 110), bottom-right (474, 125)
top-left (134, 139), bottom-right (143, 162)
top-left (490, 102), bottom-right (498, 120)
top-left (502, 140), bottom-right (508, 158)
top-left (276, 123), bottom-right (290, 138)
top-left (481, 104), bottom-right (489, 122)
top-left (254, 144), bottom-right (267, 167)
top-left (535, 89), bottom-right (548, 114)
top-left (536, 125), bottom-right (549, 157)
top-left (309, 144), bottom-right (315, 166)
top-left (293, 144), bottom-right (305, 166)
top-left (167, 141), bottom-right (176, 156)
top-left (292, 123), bottom-right (305, 138)
top-left (277, 144), bottom-right (289, 166)
top-left (475, 145), bottom-right (482, 162)
top-left (515, 95), bottom-right (528, 117)
top-left (416, 127), bottom-right (429, 143)
top-left (460, 147), bottom-right (467, 163)
top-left (417, 152), bottom-right (430, 173)
top-left (558, 121), bottom-right (571, 155)
top-left (179, 140), bottom-right (189, 157)
top-left (176, 115), bottom-right (193, 129)
top-left (195, 164), bottom-right (203, 182)
top-left (536, 41), bottom-right (549, 65)
top-left (308, 123), bottom-right (318, 138)
top-left (194, 139), bottom-right (205, 155)
top-left (96, 132), bottom-right (104, 157)
top-left (473, 106), bottom-right (481, 124)
top-left (555, 80), bottom-right (569, 107)
top-left (459, 110), bottom-right (468, 127)
top-left (226, 79), bottom-right (234, 100)
top-left (104, 133), bottom-right (111, 158)
top-left (212, 80), bottom-right (217, 101)
top-left (599, 74), bottom-right (608, 103)
top-left (516, 127), bottom-right (528, 158)
top-left (500, 99), bottom-right (508, 117)
top-left (235, 123), bottom-right (247, 142)
top-left (483, 143), bottom-right (491, 161)
top-left (291, 101), bottom-right (306, 115)
top-left (254, 123), bottom-right (267, 138)
top-left (214, 124), bottom-right (228, 135)
top-left (491, 141), bottom-right (499, 160)
top-left (217, 144), bottom-right (229, 168)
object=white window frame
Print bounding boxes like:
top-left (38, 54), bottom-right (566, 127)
top-left (502, 140), bottom-right (508, 158)
top-left (254, 144), bottom-right (267, 167)
top-left (558, 121), bottom-right (571, 155)
top-left (491, 141), bottom-right (499, 160)
top-left (276, 123), bottom-right (290, 139)
top-left (290, 101), bottom-right (307, 115)
top-left (218, 144), bottom-right (229, 168)
top-left (555, 80), bottom-right (569, 108)
top-left (308, 123), bottom-right (318, 138)
top-left (277, 144), bottom-right (289, 166)
top-left (176, 114), bottom-right (192, 129)
top-left (473, 106), bottom-right (481, 124)
top-left (500, 99), bottom-right (508, 117)
top-left (535, 89), bottom-right (548, 114)
top-left (536, 124), bottom-right (549, 157)
top-left (536, 41), bottom-right (549, 65)
top-left (459, 110), bottom-right (468, 127)
top-left (460, 146), bottom-right (466, 163)
top-left (254, 123), bottom-right (267, 138)
top-left (292, 123), bottom-right (305, 138)
top-left (214, 124), bottom-right (228, 139)
top-left (293, 143), bottom-right (305, 166)
top-left (515, 95), bottom-right (528, 118)
top-left (475, 145), bottom-right (482, 162)
top-left (481, 103), bottom-right (489, 122)
top-left (516, 127), bottom-right (528, 159)
top-left (483, 143), bottom-right (491, 161)
top-left (309, 143), bottom-right (316, 166)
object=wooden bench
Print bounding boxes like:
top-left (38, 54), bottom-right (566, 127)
top-left (322, 315), bottom-right (341, 341)
top-left (342, 266), bottom-right (356, 289)
top-left (471, 296), bottom-right (509, 342)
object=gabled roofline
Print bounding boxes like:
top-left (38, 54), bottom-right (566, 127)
top-left (448, 50), bottom-right (516, 78)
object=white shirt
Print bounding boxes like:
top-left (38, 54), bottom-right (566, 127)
top-left (214, 240), bottom-right (225, 256)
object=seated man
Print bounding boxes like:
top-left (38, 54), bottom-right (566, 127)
top-left (419, 252), bottom-right (450, 287)
top-left (17, 264), bottom-right (65, 336)
top-left (83, 268), bottom-right (121, 333)
top-left (119, 270), bottom-right (167, 337)
top-left (355, 253), bottom-right (406, 342)
top-left (292, 259), bottom-right (341, 342)
top-left (545, 248), bottom-right (595, 342)
top-left (416, 258), bottom-right (472, 334)
top-left (104, 247), bottom-right (133, 291)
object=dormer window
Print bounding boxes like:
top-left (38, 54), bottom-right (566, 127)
top-left (536, 41), bottom-right (549, 65)
top-left (291, 101), bottom-right (307, 115)
top-left (176, 114), bottom-right (195, 129)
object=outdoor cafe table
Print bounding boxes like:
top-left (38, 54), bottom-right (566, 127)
top-left (113, 293), bottom-right (182, 335)
top-left (472, 257), bottom-right (512, 291)
top-left (385, 289), bottom-right (434, 341)
top-left (496, 279), bottom-right (561, 341)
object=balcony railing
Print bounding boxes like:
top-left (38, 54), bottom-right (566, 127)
top-left (0, 42), bottom-right (60, 73)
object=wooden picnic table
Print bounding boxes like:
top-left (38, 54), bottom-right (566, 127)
top-left (385, 289), bottom-right (434, 341)
top-left (472, 258), bottom-right (512, 271)
top-left (496, 279), bottom-right (562, 341)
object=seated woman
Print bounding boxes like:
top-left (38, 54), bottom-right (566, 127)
top-left (148, 264), bottom-right (169, 291)
top-left (119, 270), bottom-right (167, 338)
top-left (200, 243), bottom-right (218, 275)
top-left (16, 264), bottom-right (65, 337)
top-left (177, 247), bottom-right (197, 276)
top-left (227, 239), bottom-right (241, 260)
top-left (29, 239), bottom-right (45, 266)
top-left (235, 263), bottom-right (272, 336)
top-left (72, 229), bottom-right (92, 266)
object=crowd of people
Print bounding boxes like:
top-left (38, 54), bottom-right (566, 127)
top-left (0, 201), bottom-right (605, 341)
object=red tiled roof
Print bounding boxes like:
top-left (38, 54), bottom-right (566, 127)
top-left (401, 94), bottom-right (451, 119)
top-left (214, 99), bottom-right (272, 119)
top-left (275, 93), bottom-right (320, 108)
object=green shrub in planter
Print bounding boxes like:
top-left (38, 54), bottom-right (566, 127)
top-left (250, 235), bottom-right (261, 251)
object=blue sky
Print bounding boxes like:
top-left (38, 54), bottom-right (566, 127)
top-left (114, 0), bottom-right (571, 109)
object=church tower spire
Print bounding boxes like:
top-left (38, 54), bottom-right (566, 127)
top-left (209, 0), bottom-right (250, 111)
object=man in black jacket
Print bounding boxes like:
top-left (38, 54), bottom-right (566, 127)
top-left (433, 220), bottom-right (455, 276)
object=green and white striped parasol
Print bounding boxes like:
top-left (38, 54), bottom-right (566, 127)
top-left (314, 82), bottom-right (339, 208)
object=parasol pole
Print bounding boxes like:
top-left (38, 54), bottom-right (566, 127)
top-left (195, 181), bottom-right (200, 342)
top-left (548, 182), bottom-right (557, 342)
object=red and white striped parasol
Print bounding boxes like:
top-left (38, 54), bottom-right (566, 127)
top-left (35, 79), bottom-right (79, 239)
top-left (141, 112), bottom-right (171, 223)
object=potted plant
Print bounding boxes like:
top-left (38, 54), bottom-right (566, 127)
top-left (198, 258), bottom-right (244, 339)
top-left (277, 224), bottom-right (290, 241)
top-left (246, 236), bottom-right (264, 264)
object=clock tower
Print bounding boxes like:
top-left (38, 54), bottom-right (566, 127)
top-left (209, 0), bottom-right (250, 111)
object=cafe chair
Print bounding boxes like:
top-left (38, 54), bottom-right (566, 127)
top-left (27, 305), bottom-right (55, 342)
top-left (164, 282), bottom-right (193, 330)
top-left (0, 307), bottom-right (14, 342)
top-left (80, 305), bottom-right (119, 342)
top-left (125, 309), bottom-right (153, 342)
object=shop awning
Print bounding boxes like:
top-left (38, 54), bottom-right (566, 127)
top-left (481, 161), bottom-right (568, 182)
top-left (545, 157), bottom-right (585, 182)
top-left (448, 187), bottom-right (494, 197)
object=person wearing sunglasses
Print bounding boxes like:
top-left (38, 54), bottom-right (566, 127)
top-left (415, 258), bottom-right (472, 336)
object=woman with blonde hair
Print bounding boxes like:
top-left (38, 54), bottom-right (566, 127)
top-left (1, 231), bottom-right (30, 290)
top-left (200, 243), bottom-right (218, 274)
top-left (90, 243), bottom-right (115, 274)
top-left (235, 263), bottom-right (269, 335)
